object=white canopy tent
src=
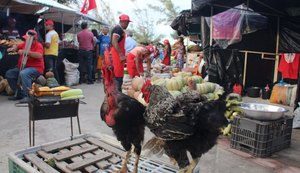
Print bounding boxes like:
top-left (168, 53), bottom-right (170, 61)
top-left (0, 0), bottom-right (107, 25)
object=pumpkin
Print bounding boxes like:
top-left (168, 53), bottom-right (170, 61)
top-left (169, 90), bottom-right (182, 98)
top-left (127, 88), bottom-right (135, 98)
top-left (152, 78), bottom-right (166, 87)
top-left (150, 76), bottom-right (160, 82)
top-left (134, 91), bottom-right (141, 100)
top-left (192, 76), bottom-right (203, 84)
top-left (132, 77), bottom-right (144, 91)
top-left (196, 82), bottom-right (216, 94)
top-left (166, 77), bottom-right (183, 91)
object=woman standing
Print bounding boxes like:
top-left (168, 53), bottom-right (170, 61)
top-left (162, 39), bottom-right (171, 65)
top-left (175, 37), bottom-right (186, 70)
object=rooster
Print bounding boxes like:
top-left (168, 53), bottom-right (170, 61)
top-left (141, 80), bottom-right (228, 173)
top-left (100, 50), bottom-right (145, 173)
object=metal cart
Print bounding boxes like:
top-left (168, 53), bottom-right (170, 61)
top-left (28, 96), bottom-right (81, 146)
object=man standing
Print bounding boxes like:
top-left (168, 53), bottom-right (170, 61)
top-left (77, 21), bottom-right (95, 84)
top-left (44, 20), bottom-right (59, 82)
top-left (96, 26), bottom-right (110, 82)
top-left (6, 30), bottom-right (44, 102)
top-left (125, 31), bottom-right (137, 56)
top-left (110, 14), bottom-right (131, 91)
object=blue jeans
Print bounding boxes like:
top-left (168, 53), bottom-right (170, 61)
top-left (78, 50), bottom-right (93, 83)
top-left (5, 67), bottom-right (41, 98)
top-left (44, 55), bottom-right (59, 83)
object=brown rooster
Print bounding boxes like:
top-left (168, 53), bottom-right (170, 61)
top-left (141, 80), bottom-right (228, 173)
top-left (100, 50), bottom-right (145, 173)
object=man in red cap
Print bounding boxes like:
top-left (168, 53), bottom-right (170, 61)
top-left (5, 29), bottom-right (44, 102)
top-left (44, 20), bottom-right (59, 82)
top-left (108, 14), bottom-right (131, 91)
top-left (126, 45), bottom-right (154, 78)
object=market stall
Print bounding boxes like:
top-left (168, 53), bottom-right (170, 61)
top-left (0, 0), bottom-right (107, 80)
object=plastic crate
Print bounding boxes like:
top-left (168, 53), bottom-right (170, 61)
top-left (230, 116), bottom-right (293, 157)
top-left (8, 134), bottom-right (178, 173)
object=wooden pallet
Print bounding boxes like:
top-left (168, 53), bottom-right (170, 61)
top-left (15, 135), bottom-right (177, 173)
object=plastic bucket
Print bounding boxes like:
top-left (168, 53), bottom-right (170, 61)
top-left (247, 87), bottom-right (261, 98)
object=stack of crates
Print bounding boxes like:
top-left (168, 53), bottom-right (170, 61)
top-left (230, 116), bottom-right (293, 157)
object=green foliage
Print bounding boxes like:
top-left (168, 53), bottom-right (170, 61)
top-left (147, 0), bottom-right (180, 25)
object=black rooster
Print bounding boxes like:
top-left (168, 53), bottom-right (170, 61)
top-left (100, 50), bottom-right (145, 173)
top-left (141, 80), bottom-right (228, 173)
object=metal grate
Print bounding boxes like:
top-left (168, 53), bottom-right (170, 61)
top-left (9, 135), bottom-right (178, 173)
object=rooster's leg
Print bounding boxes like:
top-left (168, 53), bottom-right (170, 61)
top-left (132, 144), bottom-right (141, 173)
top-left (133, 153), bottom-right (140, 173)
top-left (186, 158), bottom-right (199, 173)
top-left (120, 150), bottom-right (131, 173)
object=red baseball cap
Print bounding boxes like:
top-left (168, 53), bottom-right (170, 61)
top-left (119, 14), bottom-right (132, 22)
top-left (146, 45), bottom-right (154, 54)
top-left (22, 29), bottom-right (38, 39)
top-left (45, 20), bottom-right (54, 26)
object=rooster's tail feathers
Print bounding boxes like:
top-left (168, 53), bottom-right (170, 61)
top-left (143, 137), bottom-right (165, 157)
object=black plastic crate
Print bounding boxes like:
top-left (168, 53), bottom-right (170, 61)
top-left (230, 116), bottom-right (293, 157)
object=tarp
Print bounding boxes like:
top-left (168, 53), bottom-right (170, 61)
top-left (190, 0), bottom-right (300, 53)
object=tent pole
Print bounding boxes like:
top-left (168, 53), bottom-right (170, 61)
top-left (273, 17), bottom-right (280, 82)
top-left (61, 12), bottom-right (64, 48)
top-left (243, 51), bottom-right (248, 87)
top-left (209, 6), bottom-right (213, 46)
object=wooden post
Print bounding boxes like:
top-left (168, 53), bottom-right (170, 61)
top-left (274, 17), bottom-right (280, 82)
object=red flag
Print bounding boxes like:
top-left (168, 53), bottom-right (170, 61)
top-left (81, 0), bottom-right (97, 14)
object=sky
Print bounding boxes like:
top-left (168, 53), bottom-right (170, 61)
top-left (96, 0), bottom-right (192, 40)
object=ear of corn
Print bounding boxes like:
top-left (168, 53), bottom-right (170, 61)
top-left (61, 89), bottom-right (83, 98)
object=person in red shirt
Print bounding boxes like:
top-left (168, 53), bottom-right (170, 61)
top-left (126, 45), bottom-right (154, 78)
top-left (162, 39), bottom-right (171, 65)
top-left (108, 14), bottom-right (131, 91)
top-left (77, 21), bottom-right (95, 84)
top-left (5, 29), bottom-right (44, 102)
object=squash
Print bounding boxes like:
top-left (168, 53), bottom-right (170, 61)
top-left (150, 76), bottom-right (160, 82)
top-left (132, 77), bottom-right (144, 91)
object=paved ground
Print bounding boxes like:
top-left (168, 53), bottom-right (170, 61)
top-left (0, 82), bottom-right (299, 173)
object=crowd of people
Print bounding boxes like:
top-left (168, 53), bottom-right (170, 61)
top-left (0, 14), bottom-right (204, 102)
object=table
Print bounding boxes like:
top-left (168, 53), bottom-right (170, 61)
top-left (28, 96), bottom-right (81, 146)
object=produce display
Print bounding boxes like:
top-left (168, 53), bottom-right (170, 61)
top-left (0, 39), bottom-right (23, 47)
top-left (221, 93), bottom-right (242, 136)
top-left (121, 70), bottom-right (243, 135)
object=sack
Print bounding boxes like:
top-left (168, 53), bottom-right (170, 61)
top-left (63, 59), bottom-right (79, 86)
top-left (293, 104), bottom-right (300, 129)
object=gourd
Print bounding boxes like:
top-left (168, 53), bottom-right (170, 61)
top-left (132, 77), bottom-right (144, 91)
top-left (166, 77), bottom-right (183, 91)
top-left (196, 82), bottom-right (216, 94)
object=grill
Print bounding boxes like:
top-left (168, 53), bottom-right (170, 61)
top-left (8, 134), bottom-right (178, 173)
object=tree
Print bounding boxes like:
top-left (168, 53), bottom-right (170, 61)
top-left (129, 0), bottom-right (163, 44)
top-left (148, 0), bottom-right (180, 39)
top-left (148, 0), bottom-right (180, 25)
